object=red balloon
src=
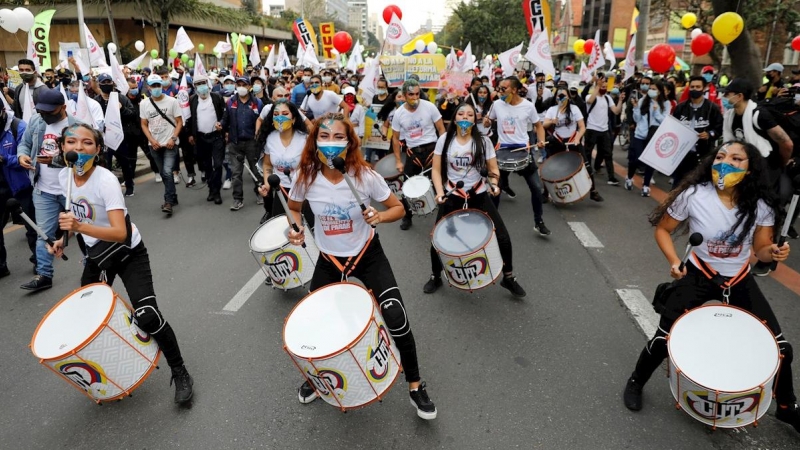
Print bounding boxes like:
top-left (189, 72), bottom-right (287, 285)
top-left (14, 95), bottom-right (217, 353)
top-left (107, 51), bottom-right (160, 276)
top-left (691, 33), bottom-right (714, 56)
top-left (457, 50), bottom-right (464, 57)
top-left (383, 5), bottom-right (402, 24)
top-left (648, 43), bottom-right (676, 73)
top-left (583, 39), bottom-right (595, 55)
top-left (333, 31), bottom-right (353, 53)
top-left (792, 35), bottom-right (800, 52)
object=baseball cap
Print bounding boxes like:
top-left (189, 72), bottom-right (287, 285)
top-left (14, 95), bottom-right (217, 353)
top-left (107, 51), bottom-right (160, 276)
top-left (701, 65), bottom-right (714, 74)
top-left (235, 77), bottom-right (250, 85)
top-left (342, 86), bottom-right (356, 96)
top-left (194, 74), bottom-right (209, 84)
top-left (723, 78), bottom-right (754, 98)
top-left (222, 75), bottom-right (235, 83)
top-left (35, 88), bottom-right (66, 112)
top-left (146, 74), bottom-right (163, 86)
top-left (56, 68), bottom-right (73, 77)
top-left (764, 63), bottom-right (784, 73)
top-left (97, 73), bottom-right (113, 83)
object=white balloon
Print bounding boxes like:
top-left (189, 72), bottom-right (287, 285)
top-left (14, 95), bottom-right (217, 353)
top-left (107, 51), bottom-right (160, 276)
top-left (12, 8), bottom-right (33, 32)
top-left (426, 42), bottom-right (438, 54)
top-left (239, 34), bottom-right (246, 43)
top-left (107, 43), bottom-right (117, 54)
top-left (0, 9), bottom-right (19, 33)
top-left (690, 28), bottom-right (703, 39)
top-left (135, 40), bottom-right (145, 52)
top-left (415, 39), bottom-right (425, 53)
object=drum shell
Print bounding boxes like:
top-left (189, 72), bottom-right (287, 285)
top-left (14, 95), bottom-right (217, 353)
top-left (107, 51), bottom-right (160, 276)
top-left (283, 283), bottom-right (401, 410)
top-left (31, 284), bottom-right (161, 403)
top-left (495, 149), bottom-right (531, 172)
top-left (375, 153), bottom-right (406, 200)
top-left (402, 175), bottom-right (437, 216)
top-left (667, 305), bottom-right (780, 428)
top-left (432, 209), bottom-right (503, 291)
top-left (540, 152), bottom-right (592, 205)
top-left (249, 216), bottom-right (320, 290)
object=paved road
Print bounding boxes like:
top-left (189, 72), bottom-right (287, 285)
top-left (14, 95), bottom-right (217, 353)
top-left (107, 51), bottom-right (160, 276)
top-left (1, 148), bottom-right (799, 449)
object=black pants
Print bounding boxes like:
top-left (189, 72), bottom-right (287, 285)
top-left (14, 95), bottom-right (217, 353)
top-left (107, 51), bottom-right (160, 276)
top-left (631, 264), bottom-right (796, 405)
top-left (627, 137), bottom-right (656, 186)
top-left (132, 134), bottom-right (159, 175)
top-left (0, 186), bottom-right (37, 267)
top-left (310, 235), bottom-right (421, 383)
top-left (584, 129), bottom-right (616, 181)
top-left (178, 128), bottom-right (196, 177)
top-left (106, 141), bottom-right (135, 190)
top-left (401, 143), bottom-right (436, 219)
top-left (430, 191), bottom-right (513, 274)
top-left (81, 242), bottom-right (185, 369)
top-left (196, 132), bottom-right (225, 195)
top-left (493, 148), bottom-right (545, 222)
top-left (671, 151), bottom-right (704, 189)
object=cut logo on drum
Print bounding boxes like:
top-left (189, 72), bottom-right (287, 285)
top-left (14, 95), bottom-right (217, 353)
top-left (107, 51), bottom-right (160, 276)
top-left (654, 132), bottom-right (679, 159)
top-left (411, 198), bottom-right (429, 214)
top-left (304, 368), bottom-right (347, 399)
top-left (55, 360), bottom-right (109, 397)
top-left (445, 255), bottom-right (489, 286)
top-left (366, 324), bottom-right (393, 383)
top-left (268, 250), bottom-right (302, 286)
top-left (684, 390), bottom-right (761, 424)
top-left (125, 314), bottom-right (153, 346)
top-left (554, 182), bottom-right (573, 199)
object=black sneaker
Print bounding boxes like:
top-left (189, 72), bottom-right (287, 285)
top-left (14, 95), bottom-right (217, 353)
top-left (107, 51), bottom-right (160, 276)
top-left (590, 191), bottom-right (604, 202)
top-left (124, 187), bottom-right (135, 197)
top-left (500, 276), bottom-right (526, 297)
top-left (423, 275), bottom-right (442, 293)
top-left (623, 376), bottom-right (643, 411)
top-left (260, 212), bottom-right (270, 224)
top-left (400, 216), bottom-right (412, 230)
top-left (409, 381), bottom-right (437, 420)
top-left (214, 195), bottom-right (223, 205)
top-left (0, 264), bottom-right (9, 279)
top-left (607, 178), bottom-right (620, 186)
top-left (20, 275), bottom-right (52, 292)
top-left (776, 403), bottom-right (800, 433)
top-left (264, 277), bottom-right (273, 286)
top-left (752, 260), bottom-right (771, 277)
top-left (503, 186), bottom-right (517, 198)
top-left (170, 365), bottom-right (194, 404)
top-left (298, 380), bottom-right (319, 404)
top-left (207, 194), bottom-right (215, 202)
top-left (534, 221), bottom-right (551, 236)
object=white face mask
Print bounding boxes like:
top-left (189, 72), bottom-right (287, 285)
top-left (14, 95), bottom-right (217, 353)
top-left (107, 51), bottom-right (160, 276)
top-left (236, 86), bottom-right (249, 97)
top-left (322, 76), bottom-right (332, 83)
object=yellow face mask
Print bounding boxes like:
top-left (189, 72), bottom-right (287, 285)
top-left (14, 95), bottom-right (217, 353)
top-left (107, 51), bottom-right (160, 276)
top-left (711, 162), bottom-right (746, 190)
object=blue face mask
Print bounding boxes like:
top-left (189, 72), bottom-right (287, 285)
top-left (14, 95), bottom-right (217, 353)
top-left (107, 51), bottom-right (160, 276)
top-left (711, 162), bottom-right (746, 190)
top-left (196, 85), bottom-right (210, 96)
top-left (721, 95), bottom-right (738, 110)
top-left (224, 84), bottom-right (235, 93)
top-left (610, 88), bottom-right (620, 95)
top-left (69, 93), bottom-right (78, 102)
top-left (82, 75), bottom-right (90, 82)
top-left (703, 73), bottom-right (713, 83)
top-left (397, 100), bottom-right (405, 107)
top-left (275, 97), bottom-right (288, 104)
top-left (500, 94), bottom-right (509, 102)
top-left (150, 87), bottom-right (163, 97)
top-left (648, 89), bottom-right (658, 99)
top-left (477, 95), bottom-right (486, 102)
top-left (129, 88), bottom-right (139, 96)
top-left (455, 120), bottom-right (473, 136)
top-left (273, 115), bottom-right (292, 131)
top-left (73, 152), bottom-right (97, 176)
top-left (316, 141), bottom-right (348, 167)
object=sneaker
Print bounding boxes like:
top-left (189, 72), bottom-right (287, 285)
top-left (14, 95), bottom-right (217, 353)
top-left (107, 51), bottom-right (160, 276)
top-left (590, 191), bottom-right (604, 202)
top-left (788, 226), bottom-right (798, 239)
top-left (173, 173), bottom-right (181, 184)
top-left (230, 201), bottom-right (244, 211)
top-left (170, 365), bottom-right (194, 404)
top-left (624, 178), bottom-right (633, 191)
top-left (623, 376), bottom-right (643, 411)
top-left (0, 265), bottom-right (10, 279)
top-left (222, 179), bottom-right (232, 190)
top-left (260, 212), bottom-right (270, 224)
top-left (534, 220), bottom-right (551, 236)
top-left (120, 180), bottom-right (126, 187)
top-left (256, 197), bottom-right (264, 205)
top-left (155, 174), bottom-right (163, 183)
top-left (503, 186), bottom-right (517, 198)
top-left (161, 203), bottom-right (173, 215)
top-left (207, 194), bottom-right (215, 202)
top-left (641, 186), bottom-right (650, 197)
top-left (423, 275), bottom-right (442, 293)
top-left (20, 275), bottom-right (52, 292)
top-left (500, 276), bottom-right (526, 297)
top-left (752, 260), bottom-right (771, 277)
top-left (298, 380), bottom-right (319, 404)
top-left (185, 176), bottom-right (196, 187)
top-left (409, 381), bottom-right (437, 420)
top-left (214, 195), bottom-right (223, 205)
top-left (400, 216), bottom-right (412, 230)
top-left (607, 178), bottom-right (620, 186)
top-left (264, 277), bottom-right (273, 286)
top-left (124, 187), bottom-right (135, 197)
top-left (776, 403), bottom-right (800, 433)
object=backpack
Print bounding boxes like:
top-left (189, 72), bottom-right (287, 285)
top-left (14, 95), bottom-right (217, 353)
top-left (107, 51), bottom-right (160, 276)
top-left (755, 97), bottom-right (800, 151)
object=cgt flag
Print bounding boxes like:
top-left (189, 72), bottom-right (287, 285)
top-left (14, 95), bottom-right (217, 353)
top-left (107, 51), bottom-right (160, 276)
top-left (31, 10), bottom-right (56, 70)
top-left (385, 12), bottom-right (411, 46)
top-left (319, 22), bottom-right (336, 59)
top-left (521, 0), bottom-right (551, 38)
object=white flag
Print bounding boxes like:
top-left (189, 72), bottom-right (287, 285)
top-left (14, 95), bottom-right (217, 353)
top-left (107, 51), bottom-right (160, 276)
top-left (458, 43), bottom-right (473, 72)
top-left (579, 62), bottom-right (591, 82)
top-left (277, 43), bottom-right (291, 70)
top-left (103, 93), bottom-right (124, 150)
top-left (172, 27), bottom-right (194, 54)
top-left (21, 85), bottom-right (34, 124)
top-left (125, 52), bottom-right (147, 70)
top-left (295, 43), bottom-right (304, 67)
top-left (249, 37), bottom-right (261, 66)
top-left (621, 34), bottom-right (637, 82)
top-left (178, 72), bottom-right (191, 121)
top-left (384, 12), bottom-right (411, 46)
top-left (194, 53), bottom-right (207, 77)
top-left (586, 30), bottom-right (606, 74)
top-left (109, 52), bottom-right (129, 96)
top-left (524, 30), bottom-right (555, 77)
top-left (352, 40), bottom-right (364, 66)
top-left (58, 82), bottom-right (69, 104)
top-left (603, 42), bottom-right (616, 70)
top-left (83, 23), bottom-right (108, 67)
top-left (264, 45), bottom-right (275, 72)
top-left (358, 59), bottom-right (380, 107)
top-left (639, 115), bottom-right (699, 175)
top-left (75, 82), bottom-right (95, 127)
top-left (26, 32), bottom-right (40, 72)
top-left (498, 42), bottom-right (524, 77)
top-left (303, 43), bottom-right (321, 70)
top-left (446, 46), bottom-right (457, 71)
top-left (345, 52), bottom-right (357, 72)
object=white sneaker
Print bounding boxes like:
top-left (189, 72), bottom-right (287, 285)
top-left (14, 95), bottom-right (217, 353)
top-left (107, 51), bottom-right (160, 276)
top-left (173, 173), bottom-right (181, 184)
top-left (624, 178), bottom-right (633, 191)
top-left (641, 186), bottom-right (651, 197)
top-left (155, 174), bottom-right (163, 183)
top-left (222, 179), bottom-right (232, 190)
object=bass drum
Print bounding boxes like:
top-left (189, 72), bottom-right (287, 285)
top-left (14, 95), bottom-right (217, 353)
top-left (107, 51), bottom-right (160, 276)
top-left (539, 151), bottom-right (592, 205)
top-left (374, 153), bottom-right (407, 200)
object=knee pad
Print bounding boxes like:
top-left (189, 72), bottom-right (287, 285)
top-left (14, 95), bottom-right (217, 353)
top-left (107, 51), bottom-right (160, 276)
top-left (645, 326), bottom-right (669, 359)
top-left (134, 305), bottom-right (166, 335)
top-left (378, 287), bottom-right (409, 338)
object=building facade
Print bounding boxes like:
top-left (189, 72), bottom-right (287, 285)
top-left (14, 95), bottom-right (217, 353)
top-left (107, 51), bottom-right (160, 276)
top-left (347, 1), bottom-right (369, 42)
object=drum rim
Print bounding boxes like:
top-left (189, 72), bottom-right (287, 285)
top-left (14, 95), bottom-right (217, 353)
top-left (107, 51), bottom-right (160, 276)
top-left (401, 175), bottom-right (431, 196)
top-left (432, 208), bottom-right (496, 257)
top-left (249, 214), bottom-right (291, 253)
top-left (667, 304), bottom-right (781, 391)
top-left (283, 282), bottom-right (377, 360)
top-left (540, 151), bottom-right (584, 183)
top-left (375, 154), bottom-right (405, 182)
top-left (30, 283), bottom-right (117, 360)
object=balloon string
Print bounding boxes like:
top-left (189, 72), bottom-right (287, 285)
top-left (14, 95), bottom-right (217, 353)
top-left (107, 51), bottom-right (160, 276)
top-left (14, 35), bottom-right (24, 52)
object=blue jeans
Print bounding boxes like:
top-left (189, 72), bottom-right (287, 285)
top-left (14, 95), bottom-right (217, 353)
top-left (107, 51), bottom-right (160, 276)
top-left (32, 189), bottom-right (66, 278)
top-left (150, 147), bottom-right (177, 204)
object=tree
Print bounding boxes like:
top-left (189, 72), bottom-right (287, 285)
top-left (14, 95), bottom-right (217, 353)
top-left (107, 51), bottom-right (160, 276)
top-left (439, 0), bottom-right (528, 55)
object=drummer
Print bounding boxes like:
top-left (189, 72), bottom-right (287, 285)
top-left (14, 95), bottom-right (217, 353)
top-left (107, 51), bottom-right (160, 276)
top-left (286, 112), bottom-right (437, 420)
top-left (622, 141), bottom-right (799, 433)
top-left (542, 86), bottom-right (603, 202)
top-left (483, 76), bottom-right (551, 236)
top-left (48, 123), bottom-right (194, 404)
top-left (391, 78), bottom-right (446, 230)
top-left (423, 103), bottom-right (526, 297)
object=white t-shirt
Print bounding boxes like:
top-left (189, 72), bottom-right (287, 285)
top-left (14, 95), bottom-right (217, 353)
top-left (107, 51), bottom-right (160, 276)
top-left (544, 105), bottom-right (584, 139)
top-left (488, 99), bottom-right (539, 145)
top-left (58, 166), bottom-right (142, 248)
top-left (349, 104), bottom-right (365, 137)
top-left (303, 90), bottom-right (342, 119)
top-left (289, 169), bottom-right (391, 257)
top-left (36, 117), bottom-right (70, 196)
top-left (265, 131), bottom-right (307, 188)
top-left (259, 103), bottom-right (309, 122)
top-left (668, 183), bottom-right (774, 276)
top-left (139, 96), bottom-right (182, 145)
top-left (433, 134), bottom-right (496, 194)
top-left (585, 94), bottom-right (613, 132)
top-left (391, 101), bottom-right (442, 148)
top-left (196, 96), bottom-right (217, 134)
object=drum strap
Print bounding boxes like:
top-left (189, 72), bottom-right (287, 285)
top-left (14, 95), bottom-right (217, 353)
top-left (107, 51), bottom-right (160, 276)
top-left (447, 179), bottom-right (484, 206)
top-left (320, 233), bottom-right (374, 280)
top-left (690, 252), bottom-right (750, 302)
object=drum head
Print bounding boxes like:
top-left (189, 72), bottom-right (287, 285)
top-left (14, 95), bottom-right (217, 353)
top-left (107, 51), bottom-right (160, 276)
top-left (375, 153), bottom-right (405, 178)
top-left (284, 283), bottom-right (374, 359)
top-left (496, 149), bottom-right (528, 162)
top-left (433, 210), bottom-right (493, 255)
top-left (669, 305), bottom-right (780, 392)
top-left (31, 284), bottom-right (116, 359)
top-left (402, 176), bottom-right (430, 197)
top-left (540, 151), bottom-right (583, 182)
top-left (250, 216), bottom-right (290, 253)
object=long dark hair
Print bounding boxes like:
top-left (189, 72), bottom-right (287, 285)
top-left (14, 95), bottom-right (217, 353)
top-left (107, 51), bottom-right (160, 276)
top-left (439, 103), bottom-right (487, 186)
top-left (261, 101), bottom-right (308, 136)
top-left (640, 78), bottom-right (666, 113)
top-left (552, 87), bottom-right (574, 126)
top-left (378, 90), bottom-right (402, 121)
top-left (466, 85), bottom-right (492, 114)
top-left (649, 141), bottom-right (781, 247)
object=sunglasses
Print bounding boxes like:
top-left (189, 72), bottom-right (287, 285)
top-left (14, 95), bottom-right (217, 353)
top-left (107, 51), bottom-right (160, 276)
top-left (497, 87), bottom-right (509, 92)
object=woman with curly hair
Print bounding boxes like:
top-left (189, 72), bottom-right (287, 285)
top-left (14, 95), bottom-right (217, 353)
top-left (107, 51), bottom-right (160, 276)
top-left (621, 141), bottom-right (800, 434)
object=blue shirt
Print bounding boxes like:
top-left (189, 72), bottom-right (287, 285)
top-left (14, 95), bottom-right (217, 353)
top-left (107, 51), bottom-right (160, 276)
top-left (291, 83), bottom-right (308, 105)
top-left (633, 101), bottom-right (671, 140)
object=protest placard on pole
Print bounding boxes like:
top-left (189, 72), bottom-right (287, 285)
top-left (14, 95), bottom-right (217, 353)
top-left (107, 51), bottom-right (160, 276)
top-left (638, 115), bottom-right (699, 175)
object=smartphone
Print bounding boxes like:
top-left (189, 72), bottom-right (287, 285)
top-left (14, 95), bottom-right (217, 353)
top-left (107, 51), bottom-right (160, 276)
top-left (67, 50), bottom-right (73, 58)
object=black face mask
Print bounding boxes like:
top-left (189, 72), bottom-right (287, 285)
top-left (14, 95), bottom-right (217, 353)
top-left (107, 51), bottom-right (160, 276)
top-left (689, 90), bottom-right (704, 99)
top-left (41, 110), bottom-right (63, 125)
top-left (100, 84), bottom-right (114, 94)
top-left (60, 78), bottom-right (71, 87)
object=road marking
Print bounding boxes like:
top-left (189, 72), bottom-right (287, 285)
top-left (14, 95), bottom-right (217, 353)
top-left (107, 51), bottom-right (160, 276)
top-left (223, 270), bottom-right (267, 312)
top-left (615, 289), bottom-right (659, 339)
top-left (2, 224), bottom-right (22, 235)
top-left (567, 222), bottom-right (604, 248)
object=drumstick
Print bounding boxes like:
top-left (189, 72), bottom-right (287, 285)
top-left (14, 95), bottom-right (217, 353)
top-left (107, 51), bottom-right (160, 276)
top-left (267, 174), bottom-right (306, 249)
top-left (441, 180), bottom-right (465, 199)
top-left (332, 156), bottom-right (376, 229)
top-left (771, 175), bottom-right (800, 271)
top-left (480, 168), bottom-right (499, 194)
top-left (509, 144), bottom-right (531, 153)
top-left (63, 151), bottom-right (78, 248)
top-left (244, 162), bottom-right (261, 185)
top-left (6, 198), bottom-right (68, 261)
top-left (678, 232), bottom-right (704, 272)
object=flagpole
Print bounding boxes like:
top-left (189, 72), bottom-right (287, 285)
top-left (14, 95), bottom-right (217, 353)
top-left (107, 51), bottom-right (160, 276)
top-left (76, 0), bottom-right (88, 49)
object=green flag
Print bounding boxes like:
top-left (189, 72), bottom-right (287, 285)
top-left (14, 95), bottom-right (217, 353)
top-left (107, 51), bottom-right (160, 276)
top-left (31, 10), bottom-right (56, 70)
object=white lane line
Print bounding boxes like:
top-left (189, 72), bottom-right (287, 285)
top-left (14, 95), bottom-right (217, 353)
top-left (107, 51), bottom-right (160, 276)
top-left (615, 289), bottom-right (659, 339)
top-left (567, 222), bottom-right (604, 248)
top-left (223, 270), bottom-right (267, 312)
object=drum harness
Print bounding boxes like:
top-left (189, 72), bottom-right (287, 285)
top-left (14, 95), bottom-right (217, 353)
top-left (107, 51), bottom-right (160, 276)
top-left (690, 252), bottom-right (751, 304)
top-left (320, 233), bottom-right (374, 282)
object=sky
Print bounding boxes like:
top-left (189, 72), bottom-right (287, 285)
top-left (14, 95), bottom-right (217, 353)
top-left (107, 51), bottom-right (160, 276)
top-left (366, 0), bottom-right (452, 34)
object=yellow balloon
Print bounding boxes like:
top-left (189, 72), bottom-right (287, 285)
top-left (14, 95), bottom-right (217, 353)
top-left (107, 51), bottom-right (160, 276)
top-left (712, 12), bottom-right (744, 45)
top-left (574, 39), bottom-right (586, 55)
top-left (681, 13), bottom-right (697, 29)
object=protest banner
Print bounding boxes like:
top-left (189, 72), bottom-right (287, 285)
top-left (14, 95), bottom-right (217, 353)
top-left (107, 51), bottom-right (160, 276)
top-left (639, 115), bottom-right (699, 175)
